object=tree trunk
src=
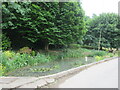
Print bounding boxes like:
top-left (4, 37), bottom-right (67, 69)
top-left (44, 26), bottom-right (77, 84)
top-left (100, 46), bottom-right (102, 50)
top-left (98, 29), bottom-right (102, 51)
top-left (116, 48), bottom-right (118, 51)
top-left (45, 43), bottom-right (49, 51)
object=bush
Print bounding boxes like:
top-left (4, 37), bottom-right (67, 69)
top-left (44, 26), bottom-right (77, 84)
top-left (107, 53), bottom-right (115, 57)
top-left (19, 47), bottom-right (32, 54)
top-left (12, 53), bottom-right (30, 68)
top-left (87, 54), bottom-right (95, 57)
top-left (0, 64), bottom-right (6, 76)
top-left (4, 51), bottom-right (15, 58)
top-left (43, 48), bottom-right (85, 61)
top-left (87, 50), bottom-right (107, 57)
top-left (102, 47), bottom-right (109, 51)
top-left (1, 33), bottom-right (11, 50)
top-left (61, 48), bottom-right (84, 59)
top-left (93, 51), bottom-right (107, 56)
top-left (1, 51), bottom-right (51, 73)
top-left (31, 51), bottom-right (36, 56)
top-left (95, 56), bottom-right (104, 61)
top-left (30, 53), bottom-right (50, 65)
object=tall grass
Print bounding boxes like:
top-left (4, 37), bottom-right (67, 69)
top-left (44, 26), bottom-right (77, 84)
top-left (87, 50), bottom-right (108, 57)
top-left (46, 48), bottom-right (86, 61)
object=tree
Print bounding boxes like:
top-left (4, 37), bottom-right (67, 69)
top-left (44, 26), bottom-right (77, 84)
top-left (83, 13), bottom-right (119, 50)
top-left (57, 2), bottom-right (86, 45)
top-left (2, 2), bottom-right (33, 49)
top-left (1, 33), bottom-right (11, 50)
top-left (2, 2), bottom-right (86, 50)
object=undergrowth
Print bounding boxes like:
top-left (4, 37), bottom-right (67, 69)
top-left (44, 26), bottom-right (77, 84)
top-left (1, 48), bottom-right (116, 76)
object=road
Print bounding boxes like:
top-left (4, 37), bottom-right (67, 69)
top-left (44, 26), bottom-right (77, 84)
top-left (49, 58), bottom-right (118, 88)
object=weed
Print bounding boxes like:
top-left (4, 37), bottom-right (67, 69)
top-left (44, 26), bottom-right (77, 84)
top-left (4, 51), bottom-right (15, 59)
top-left (30, 65), bottom-right (59, 72)
top-left (1, 51), bottom-right (51, 73)
top-left (95, 56), bottom-right (104, 61)
top-left (0, 64), bottom-right (6, 76)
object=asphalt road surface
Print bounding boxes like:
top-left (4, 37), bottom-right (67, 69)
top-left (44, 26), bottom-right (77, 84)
top-left (49, 58), bottom-right (118, 88)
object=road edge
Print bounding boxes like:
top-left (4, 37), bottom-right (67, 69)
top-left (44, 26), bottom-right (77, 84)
top-left (1, 57), bottom-right (118, 89)
top-left (36, 56), bottom-right (118, 88)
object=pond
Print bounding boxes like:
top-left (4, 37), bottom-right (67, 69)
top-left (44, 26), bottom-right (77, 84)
top-left (7, 57), bottom-right (96, 77)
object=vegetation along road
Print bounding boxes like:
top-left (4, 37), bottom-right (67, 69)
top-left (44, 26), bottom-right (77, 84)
top-left (1, 2), bottom-right (119, 89)
top-left (49, 58), bottom-right (118, 88)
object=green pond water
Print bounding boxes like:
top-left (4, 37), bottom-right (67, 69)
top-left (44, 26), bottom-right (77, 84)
top-left (7, 57), bottom-right (96, 77)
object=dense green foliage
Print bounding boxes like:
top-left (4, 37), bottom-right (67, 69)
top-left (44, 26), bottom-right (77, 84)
top-left (1, 51), bottom-right (51, 73)
top-left (83, 13), bottom-right (120, 50)
top-left (1, 33), bottom-right (11, 50)
top-left (1, 2), bottom-right (119, 76)
top-left (2, 2), bottom-right (86, 50)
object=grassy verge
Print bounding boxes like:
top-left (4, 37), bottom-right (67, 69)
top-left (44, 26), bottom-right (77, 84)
top-left (1, 48), bottom-right (117, 76)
